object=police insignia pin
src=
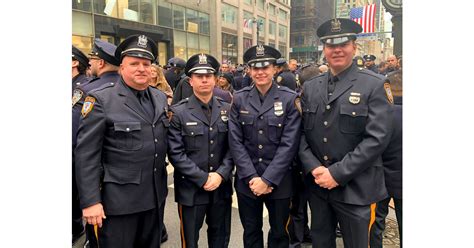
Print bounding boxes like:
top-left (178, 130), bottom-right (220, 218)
top-left (137, 35), bottom-right (148, 48)
top-left (349, 96), bottom-right (360, 104)
top-left (81, 96), bottom-right (96, 117)
top-left (220, 110), bottom-right (228, 122)
top-left (384, 82), bottom-right (394, 104)
top-left (72, 89), bottom-right (83, 107)
top-left (198, 53), bottom-right (207, 64)
top-left (274, 101), bottom-right (284, 116)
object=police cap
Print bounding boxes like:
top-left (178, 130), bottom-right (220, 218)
top-left (243, 45), bottom-right (281, 68)
top-left (115, 34), bottom-right (157, 62)
top-left (72, 45), bottom-right (89, 68)
top-left (89, 38), bottom-right (120, 66)
top-left (168, 57), bottom-right (186, 68)
top-left (317, 18), bottom-right (362, 45)
top-left (185, 53), bottom-right (220, 76)
top-left (363, 54), bottom-right (376, 61)
top-left (275, 58), bottom-right (287, 66)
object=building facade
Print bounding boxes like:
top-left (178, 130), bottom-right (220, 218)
top-left (72, 0), bottom-right (291, 66)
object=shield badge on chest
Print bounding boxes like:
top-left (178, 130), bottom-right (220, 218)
top-left (274, 101), bottom-right (284, 116)
top-left (220, 110), bottom-right (228, 122)
top-left (349, 92), bottom-right (361, 104)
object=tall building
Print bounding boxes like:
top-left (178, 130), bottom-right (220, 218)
top-left (72, 0), bottom-right (291, 66)
top-left (289, 0), bottom-right (334, 64)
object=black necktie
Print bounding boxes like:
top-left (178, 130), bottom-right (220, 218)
top-left (138, 90), bottom-right (154, 119)
top-left (203, 104), bottom-right (211, 122)
top-left (328, 75), bottom-right (338, 96)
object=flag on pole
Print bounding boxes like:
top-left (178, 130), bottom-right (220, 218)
top-left (349, 4), bottom-right (376, 33)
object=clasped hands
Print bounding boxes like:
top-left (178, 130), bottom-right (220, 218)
top-left (203, 172), bottom-right (223, 191)
top-left (249, 177), bottom-right (273, 196)
top-left (312, 166), bottom-right (339, 190)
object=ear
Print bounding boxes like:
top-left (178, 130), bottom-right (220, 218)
top-left (72, 60), bottom-right (79, 68)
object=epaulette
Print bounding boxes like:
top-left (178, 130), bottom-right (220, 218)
top-left (234, 84), bottom-right (254, 94)
top-left (276, 84), bottom-right (297, 95)
top-left (171, 97), bottom-right (189, 109)
top-left (89, 81), bottom-right (116, 94)
top-left (215, 96), bottom-right (224, 102)
top-left (357, 68), bottom-right (385, 81)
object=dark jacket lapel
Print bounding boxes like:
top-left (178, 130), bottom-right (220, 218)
top-left (188, 95), bottom-right (210, 125)
top-left (118, 79), bottom-right (151, 123)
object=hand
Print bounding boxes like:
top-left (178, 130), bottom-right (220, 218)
top-left (249, 177), bottom-right (272, 196)
top-left (203, 172), bottom-right (223, 191)
top-left (312, 166), bottom-right (339, 190)
top-left (82, 203), bottom-right (106, 227)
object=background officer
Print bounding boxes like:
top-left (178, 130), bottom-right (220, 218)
top-left (164, 57), bottom-right (186, 91)
top-left (299, 18), bottom-right (393, 248)
top-left (363, 54), bottom-right (379, 73)
top-left (274, 58), bottom-right (297, 91)
top-left (75, 34), bottom-right (170, 248)
top-left (228, 45), bottom-right (301, 248)
top-left (167, 53), bottom-right (234, 248)
top-left (72, 46), bottom-right (90, 94)
top-left (72, 38), bottom-right (121, 247)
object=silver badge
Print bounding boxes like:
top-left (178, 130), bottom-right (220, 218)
top-left (349, 96), bottom-right (360, 104)
top-left (199, 53), bottom-right (207, 64)
top-left (256, 45), bottom-right (265, 57)
top-left (137, 35), bottom-right (148, 48)
top-left (331, 19), bottom-right (341, 32)
top-left (274, 101), bottom-right (284, 116)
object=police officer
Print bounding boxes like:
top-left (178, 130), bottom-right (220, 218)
top-left (72, 46), bottom-right (91, 94)
top-left (72, 39), bottom-right (121, 247)
top-left (299, 18), bottom-right (393, 248)
top-left (363, 54), bottom-right (379, 73)
top-left (228, 45), bottom-right (301, 248)
top-left (274, 58), bottom-right (297, 91)
top-left (233, 66), bottom-right (245, 91)
top-left (75, 34), bottom-right (169, 248)
top-left (168, 53), bottom-right (234, 248)
top-left (164, 57), bottom-right (186, 91)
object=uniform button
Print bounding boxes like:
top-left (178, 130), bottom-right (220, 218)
top-left (182, 176), bottom-right (185, 179)
top-left (210, 140), bottom-right (214, 144)
top-left (324, 121), bottom-right (328, 126)
top-left (110, 82), bottom-right (114, 85)
top-left (352, 112), bottom-right (356, 116)
top-left (126, 127), bottom-right (130, 132)
top-left (210, 154), bottom-right (214, 158)
top-left (154, 139), bottom-right (158, 143)
top-left (326, 105), bottom-right (331, 110)
top-left (260, 116), bottom-right (264, 120)
top-left (258, 145), bottom-right (263, 149)
top-left (278, 123), bottom-right (282, 127)
top-left (191, 132), bottom-right (194, 135)
top-left (242, 121), bottom-right (245, 125)
top-left (323, 137), bottom-right (327, 143)
top-left (258, 158), bottom-right (263, 162)
top-left (259, 130), bottom-right (263, 134)
top-left (209, 127), bottom-right (213, 131)
top-left (323, 155), bottom-right (328, 161)
top-left (154, 168), bottom-right (157, 172)
top-left (210, 166), bottom-right (214, 171)
top-left (155, 153), bottom-right (158, 158)
top-left (152, 124), bottom-right (155, 128)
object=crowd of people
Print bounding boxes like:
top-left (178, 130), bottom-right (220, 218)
top-left (72, 17), bottom-right (402, 248)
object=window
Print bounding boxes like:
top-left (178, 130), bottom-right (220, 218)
top-left (268, 4), bottom-right (276, 16)
top-left (244, 0), bottom-right (252, 5)
top-left (140, 0), bottom-right (154, 24)
top-left (279, 44), bottom-right (287, 57)
top-left (222, 33), bottom-right (238, 64)
top-left (72, 0), bottom-right (92, 12)
top-left (243, 38), bottom-right (253, 51)
top-left (187, 33), bottom-right (200, 59)
top-left (269, 21), bottom-right (276, 38)
top-left (73, 11), bottom-right (94, 37)
top-left (279, 25), bottom-right (287, 40)
top-left (243, 11), bottom-right (253, 34)
top-left (186, 9), bottom-right (199, 33)
top-left (118, 0), bottom-right (139, 21)
top-left (279, 9), bottom-right (287, 21)
top-left (94, 0), bottom-right (118, 17)
top-left (199, 35), bottom-right (210, 54)
top-left (222, 3), bottom-right (237, 26)
top-left (173, 5), bottom-right (185, 30)
top-left (157, 0), bottom-right (172, 27)
top-left (257, 0), bottom-right (264, 10)
top-left (72, 36), bottom-right (93, 55)
top-left (158, 42), bottom-right (168, 66)
top-left (199, 12), bottom-right (210, 35)
top-left (173, 31), bottom-right (187, 59)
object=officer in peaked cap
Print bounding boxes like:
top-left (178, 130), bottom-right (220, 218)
top-left (229, 44), bottom-right (301, 247)
top-left (72, 38), bottom-right (121, 247)
top-left (165, 57), bottom-right (187, 91)
top-left (274, 58), bottom-right (297, 91)
top-left (72, 46), bottom-right (91, 94)
top-left (299, 18), bottom-right (393, 248)
top-left (363, 54), bottom-right (379, 73)
top-left (168, 53), bottom-right (234, 247)
top-left (75, 34), bottom-right (169, 248)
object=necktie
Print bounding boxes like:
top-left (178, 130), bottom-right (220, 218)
top-left (203, 104), bottom-right (211, 122)
top-left (138, 90), bottom-right (154, 119)
top-left (328, 76), bottom-right (338, 96)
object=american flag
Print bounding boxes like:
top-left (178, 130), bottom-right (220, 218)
top-left (349, 4), bottom-right (376, 33)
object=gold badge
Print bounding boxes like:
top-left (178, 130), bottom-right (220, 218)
top-left (274, 101), bottom-right (284, 116)
top-left (220, 110), bottom-right (228, 122)
top-left (72, 89), bottom-right (83, 107)
top-left (277, 76), bottom-right (283, 83)
top-left (349, 96), bottom-right (360, 104)
top-left (331, 19), bottom-right (342, 32)
top-left (384, 82), bottom-right (394, 104)
top-left (81, 96), bottom-right (96, 118)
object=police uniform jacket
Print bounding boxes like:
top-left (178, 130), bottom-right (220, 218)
top-left (75, 78), bottom-right (170, 215)
top-left (275, 70), bottom-right (297, 91)
top-left (171, 76), bottom-right (193, 105)
top-left (299, 63), bottom-right (392, 205)
top-left (168, 95), bottom-right (234, 206)
top-left (72, 73), bottom-right (91, 94)
top-left (366, 64), bottom-right (379, 74)
top-left (229, 83), bottom-right (301, 199)
top-left (382, 103), bottom-right (402, 199)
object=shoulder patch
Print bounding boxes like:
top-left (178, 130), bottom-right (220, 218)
top-left (383, 82), bottom-right (394, 104)
top-left (81, 96), bottom-right (96, 118)
top-left (277, 76), bottom-right (283, 83)
top-left (294, 96), bottom-right (302, 115)
top-left (72, 89), bottom-right (83, 107)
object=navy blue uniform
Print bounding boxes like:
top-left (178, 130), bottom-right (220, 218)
top-left (171, 76), bottom-right (193, 105)
top-left (72, 74), bottom-right (91, 94)
top-left (229, 83), bottom-right (301, 248)
top-left (168, 95), bottom-right (233, 248)
top-left (275, 70), bottom-right (297, 91)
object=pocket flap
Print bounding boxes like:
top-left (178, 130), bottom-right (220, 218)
top-left (182, 125), bottom-right (204, 136)
top-left (103, 167), bottom-right (141, 185)
top-left (340, 104), bottom-right (368, 117)
top-left (114, 122), bottom-right (142, 132)
top-left (267, 116), bottom-right (284, 127)
top-left (238, 114), bottom-right (254, 125)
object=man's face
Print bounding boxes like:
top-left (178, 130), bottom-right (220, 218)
top-left (250, 64), bottom-right (276, 88)
top-left (288, 60), bottom-right (298, 71)
top-left (120, 56), bottom-right (152, 90)
top-left (88, 56), bottom-right (101, 77)
top-left (189, 73), bottom-right (216, 96)
top-left (364, 60), bottom-right (375, 67)
top-left (323, 40), bottom-right (357, 74)
top-left (221, 64), bottom-right (230, 73)
top-left (387, 56), bottom-right (398, 68)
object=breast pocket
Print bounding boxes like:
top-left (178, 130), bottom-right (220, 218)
top-left (302, 104), bottom-right (318, 130)
top-left (267, 116), bottom-right (284, 144)
top-left (182, 124), bottom-right (205, 151)
top-left (339, 104), bottom-right (368, 134)
top-left (114, 122), bottom-right (143, 150)
top-left (238, 114), bottom-right (255, 139)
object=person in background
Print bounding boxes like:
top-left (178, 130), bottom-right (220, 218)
top-left (384, 55), bottom-right (399, 75)
top-left (217, 72), bottom-right (235, 94)
top-left (232, 66), bottom-right (245, 91)
top-left (274, 58), bottom-right (297, 91)
top-left (72, 46), bottom-right (91, 94)
top-left (220, 62), bottom-right (231, 74)
top-left (164, 57), bottom-right (186, 91)
top-left (363, 54), bottom-right (379, 74)
top-left (150, 64), bottom-right (173, 105)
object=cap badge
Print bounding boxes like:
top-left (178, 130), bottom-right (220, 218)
top-left (198, 53), bottom-right (208, 64)
top-left (256, 45), bottom-right (265, 57)
top-left (331, 19), bottom-right (342, 33)
top-left (137, 35), bottom-right (148, 48)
